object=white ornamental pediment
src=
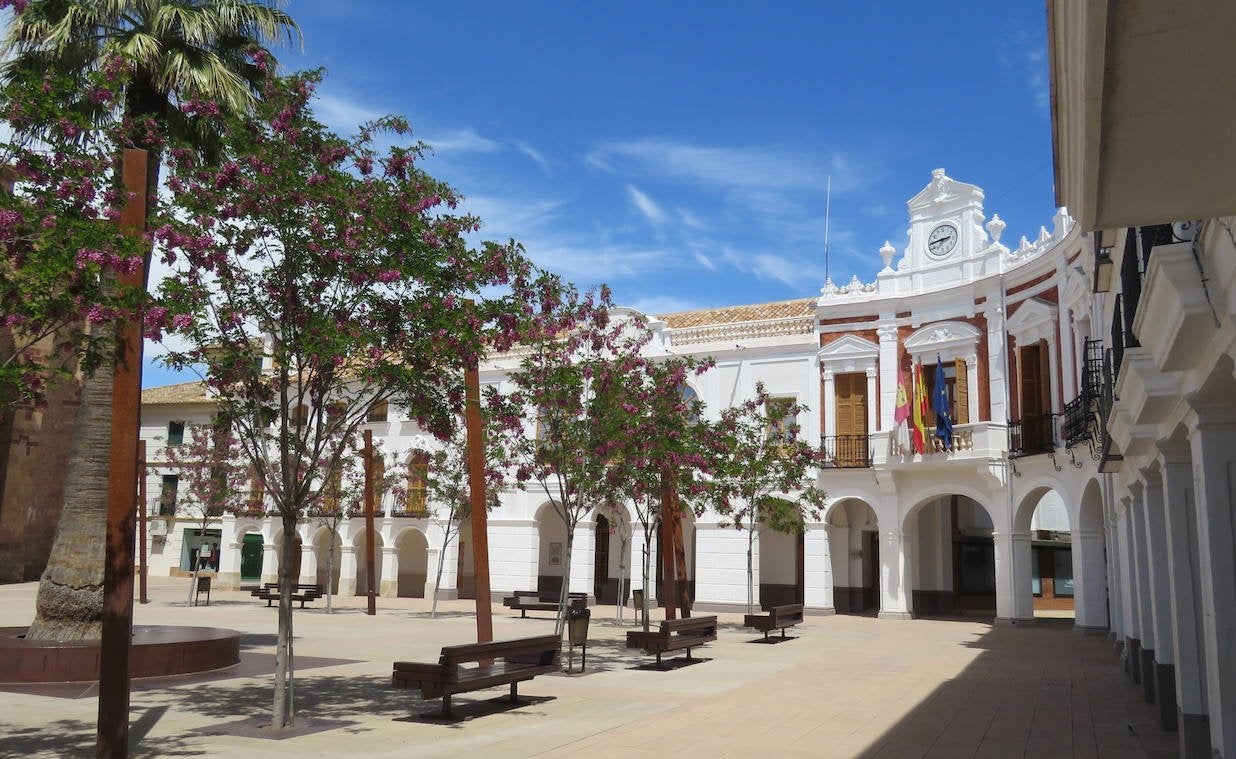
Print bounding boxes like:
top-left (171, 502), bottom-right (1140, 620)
top-left (903, 321), bottom-right (981, 356)
top-left (816, 333), bottom-right (880, 361)
top-left (907, 168), bottom-right (984, 212)
top-left (1005, 297), bottom-right (1058, 345)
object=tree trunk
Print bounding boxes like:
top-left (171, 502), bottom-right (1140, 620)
top-left (554, 528), bottom-right (575, 637)
top-left (325, 534), bottom-right (334, 614)
top-left (641, 539), bottom-right (652, 632)
top-left (272, 515), bottom-right (297, 728)
top-left (746, 529), bottom-right (755, 616)
top-left (431, 520), bottom-right (451, 619)
top-left (26, 362), bottom-right (113, 640)
top-left (614, 534), bottom-right (627, 622)
top-left (186, 556), bottom-right (200, 607)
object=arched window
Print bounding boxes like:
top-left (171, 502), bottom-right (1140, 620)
top-left (405, 450), bottom-right (430, 516)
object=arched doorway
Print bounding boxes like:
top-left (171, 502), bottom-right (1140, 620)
top-left (536, 502), bottom-right (568, 599)
top-left (828, 499), bottom-right (880, 613)
top-left (354, 529), bottom-right (384, 596)
top-left (396, 528), bottom-right (429, 598)
top-left (1014, 487), bottom-right (1075, 617)
top-left (907, 494), bottom-right (996, 617)
top-left (313, 528), bottom-right (342, 594)
top-left (237, 525), bottom-right (264, 583)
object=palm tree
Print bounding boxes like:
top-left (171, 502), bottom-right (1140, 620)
top-left (4, 0), bottom-right (300, 640)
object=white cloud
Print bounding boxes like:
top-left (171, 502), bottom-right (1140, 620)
top-left (626, 184), bottom-right (668, 227)
top-left (513, 141), bottom-right (551, 173)
top-left (750, 253), bottom-right (824, 290)
top-left (623, 294), bottom-right (705, 318)
top-left (313, 92), bottom-right (384, 134)
top-left (424, 127), bottom-right (501, 154)
top-left (677, 207), bottom-right (706, 230)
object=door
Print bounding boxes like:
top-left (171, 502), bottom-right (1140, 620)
top-left (594, 515), bottom-right (611, 603)
top-left (240, 533), bottom-right (263, 581)
top-left (834, 373), bottom-right (868, 466)
top-left (1018, 341), bottom-right (1052, 451)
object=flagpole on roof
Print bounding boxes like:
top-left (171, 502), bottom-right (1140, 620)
top-left (824, 175), bottom-right (832, 285)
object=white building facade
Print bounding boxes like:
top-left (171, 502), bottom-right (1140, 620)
top-left (139, 169), bottom-right (1106, 632)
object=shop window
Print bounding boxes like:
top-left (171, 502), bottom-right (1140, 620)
top-left (1053, 550), bottom-right (1074, 597)
top-left (1031, 547), bottom-right (1043, 596)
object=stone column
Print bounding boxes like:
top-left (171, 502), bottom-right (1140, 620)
top-left (1120, 503), bottom-right (1143, 684)
top-left (1072, 525), bottom-right (1109, 632)
top-left (877, 530), bottom-right (913, 620)
top-left (379, 545), bottom-right (398, 598)
top-left (803, 524), bottom-right (834, 613)
top-left (1128, 482), bottom-right (1157, 703)
top-left (822, 369), bottom-right (836, 439)
top-left (338, 544), bottom-right (357, 596)
top-left (217, 515), bottom-right (240, 589)
top-left (827, 523), bottom-right (851, 611)
top-left (297, 531), bottom-right (318, 587)
top-left (877, 324), bottom-right (899, 430)
top-left (569, 519), bottom-right (595, 601)
top-left (1187, 413), bottom-right (1236, 758)
top-left (1159, 439), bottom-right (1211, 758)
top-left (1139, 466), bottom-right (1178, 729)
top-left (865, 367), bottom-right (878, 433)
top-left (994, 530), bottom-right (1034, 624)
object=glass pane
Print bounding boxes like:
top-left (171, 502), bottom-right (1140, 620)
top-left (959, 543), bottom-right (996, 594)
top-left (1031, 547), bottom-right (1042, 596)
top-left (1054, 549), bottom-right (1074, 597)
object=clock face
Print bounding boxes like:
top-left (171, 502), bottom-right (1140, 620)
top-left (927, 223), bottom-right (959, 258)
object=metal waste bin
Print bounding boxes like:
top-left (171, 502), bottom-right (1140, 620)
top-left (566, 606), bottom-right (590, 672)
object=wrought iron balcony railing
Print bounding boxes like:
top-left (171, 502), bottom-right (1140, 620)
top-left (1009, 414), bottom-right (1058, 458)
top-left (822, 435), bottom-right (873, 468)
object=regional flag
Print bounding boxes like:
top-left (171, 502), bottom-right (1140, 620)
top-left (893, 365), bottom-right (911, 454)
top-left (911, 363), bottom-right (928, 454)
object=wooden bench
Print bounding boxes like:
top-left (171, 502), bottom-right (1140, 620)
top-left (744, 603), bottom-right (804, 640)
top-left (501, 590), bottom-right (587, 618)
top-left (392, 635), bottom-right (561, 717)
top-left (625, 615), bottom-right (718, 668)
top-left (254, 583), bottom-right (324, 608)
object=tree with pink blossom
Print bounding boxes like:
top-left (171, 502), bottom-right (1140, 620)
top-left (694, 383), bottom-right (829, 616)
top-left (153, 67), bottom-right (558, 727)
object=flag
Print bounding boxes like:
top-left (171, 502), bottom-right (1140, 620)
top-left (910, 363), bottom-right (928, 454)
top-left (932, 354), bottom-right (953, 449)
top-left (892, 365), bottom-right (911, 454)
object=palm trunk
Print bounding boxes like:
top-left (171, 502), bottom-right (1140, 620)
top-left (26, 362), bottom-right (113, 640)
top-left (272, 515), bottom-right (297, 728)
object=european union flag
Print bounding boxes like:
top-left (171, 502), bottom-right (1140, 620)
top-left (933, 354), bottom-right (953, 448)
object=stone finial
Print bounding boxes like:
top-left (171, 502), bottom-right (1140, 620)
top-left (1038, 226), bottom-right (1051, 243)
top-left (879, 241), bottom-right (896, 271)
top-left (986, 214), bottom-right (1006, 244)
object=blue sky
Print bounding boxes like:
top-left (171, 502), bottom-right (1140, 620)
top-left (144, 1), bottom-right (1054, 387)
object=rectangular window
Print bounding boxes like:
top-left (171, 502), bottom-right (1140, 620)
top-left (1017, 340), bottom-right (1053, 450)
top-left (1053, 549), bottom-right (1074, 597)
top-left (159, 475), bottom-right (179, 515)
top-left (765, 396), bottom-right (797, 445)
top-left (366, 400), bottom-right (389, 423)
top-left (921, 364), bottom-right (958, 429)
top-left (167, 421), bottom-right (185, 446)
top-left (1031, 546), bottom-right (1042, 596)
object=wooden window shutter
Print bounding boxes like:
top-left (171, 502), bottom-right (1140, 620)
top-left (852, 374), bottom-right (868, 435)
top-left (1019, 345), bottom-right (1040, 417)
top-left (954, 358), bottom-right (969, 424)
top-left (834, 375), bottom-right (853, 437)
top-left (1037, 339), bottom-right (1052, 414)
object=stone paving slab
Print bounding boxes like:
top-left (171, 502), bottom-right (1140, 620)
top-left (0, 579), bottom-right (1177, 758)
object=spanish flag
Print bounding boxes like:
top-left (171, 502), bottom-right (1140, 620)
top-left (911, 363), bottom-right (928, 454)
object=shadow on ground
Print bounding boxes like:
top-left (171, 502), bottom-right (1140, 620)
top-left (0, 707), bottom-right (200, 759)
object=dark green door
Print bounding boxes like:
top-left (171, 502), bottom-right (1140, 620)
top-left (240, 534), bottom-right (264, 581)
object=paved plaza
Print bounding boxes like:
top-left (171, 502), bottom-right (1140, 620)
top-left (0, 579), bottom-right (1175, 758)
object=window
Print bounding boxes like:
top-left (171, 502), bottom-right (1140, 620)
top-left (920, 359), bottom-right (970, 427)
top-left (291, 404), bottom-right (309, 427)
top-left (247, 469), bottom-right (265, 514)
top-left (958, 541), bottom-right (996, 594)
top-left (321, 465), bottom-right (343, 514)
top-left (765, 396), bottom-right (797, 444)
top-left (167, 421), bottom-right (185, 446)
top-left (405, 450), bottom-right (429, 515)
top-left (1053, 550), bottom-right (1074, 597)
top-left (159, 475), bottom-right (179, 515)
top-left (367, 400), bottom-right (389, 423)
top-left (1017, 340), bottom-right (1053, 450)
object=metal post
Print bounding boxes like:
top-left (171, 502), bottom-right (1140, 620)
top-left (465, 354), bottom-right (493, 644)
top-left (138, 441), bottom-right (148, 605)
top-left (364, 429), bottom-right (376, 616)
top-left (97, 148), bottom-right (147, 759)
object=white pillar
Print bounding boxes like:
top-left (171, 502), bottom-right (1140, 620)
top-left (1072, 526), bottom-right (1109, 631)
top-left (865, 367), bottom-right (878, 433)
top-left (569, 519), bottom-right (595, 598)
top-left (803, 524), bottom-right (833, 612)
top-left (828, 524), bottom-right (851, 610)
top-left (877, 530), bottom-right (913, 620)
top-left (1187, 414), bottom-right (1236, 757)
top-left (338, 544), bottom-right (357, 596)
top-left (1140, 466), bottom-right (1178, 729)
top-left (822, 370), bottom-right (836, 439)
top-left (217, 515), bottom-right (240, 589)
top-left (1129, 482), bottom-right (1156, 654)
top-left (994, 531), bottom-right (1033, 624)
top-left (1159, 439), bottom-right (1210, 748)
top-left (297, 533), bottom-right (318, 586)
top-left (1118, 505), bottom-right (1139, 644)
top-left (380, 545), bottom-right (398, 597)
top-left (260, 542), bottom-right (279, 585)
top-left (877, 324), bottom-right (899, 430)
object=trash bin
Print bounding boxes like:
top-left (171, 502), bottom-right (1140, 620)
top-left (632, 588), bottom-right (645, 624)
top-left (566, 606), bottom-right (590, 672)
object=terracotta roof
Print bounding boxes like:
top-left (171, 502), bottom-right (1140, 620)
top-left (657, 298), bottom-right (816, 329)
top-left (141, 381), bottom-right (212, 405)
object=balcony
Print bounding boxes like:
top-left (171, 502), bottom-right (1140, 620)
top-left (822, 435), bottom-right (872, 468)
top-left (1009, 414), bottom-right (1058, 459)
top-left (877, 422), bottom-right (996, 466)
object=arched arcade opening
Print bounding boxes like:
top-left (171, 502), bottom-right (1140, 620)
top-left (827, 499), bottom-right (880, 614)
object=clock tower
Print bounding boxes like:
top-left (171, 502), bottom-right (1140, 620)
top-left (899, 168), bottom-right (990, 271)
